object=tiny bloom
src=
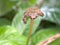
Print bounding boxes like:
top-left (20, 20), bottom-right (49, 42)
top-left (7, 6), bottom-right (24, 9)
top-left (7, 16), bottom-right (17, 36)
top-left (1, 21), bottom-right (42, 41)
top-left (22, 7), bottom-right (44, 24)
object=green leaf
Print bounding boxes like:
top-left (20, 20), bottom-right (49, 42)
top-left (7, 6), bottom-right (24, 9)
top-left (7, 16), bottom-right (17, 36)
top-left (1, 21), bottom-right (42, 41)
top-left (41, 7), bottom-right (60, 24)
top-left (19, 0), bottom-right (36, 9)
top-left (41, 0), bottom-right (60, 24)
top-left (28, 0), bottom-right (36, 5)
top-left (31, 28), bottom-right (60, 45)
top-left (0, 26), bottom-right (27, 45)
top-left (12, 9), bottom-right (42, 35)
top-left (49, 38), bottom-right (60, 45)
top-left (0, 0), bottom-right (18, 16)
top-left (0, 18), bottom-right (11, 26)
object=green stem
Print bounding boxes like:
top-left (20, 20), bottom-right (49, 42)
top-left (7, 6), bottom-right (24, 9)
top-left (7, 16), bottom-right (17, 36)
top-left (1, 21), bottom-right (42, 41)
top-left (26, 19), bottom-right (34, 45)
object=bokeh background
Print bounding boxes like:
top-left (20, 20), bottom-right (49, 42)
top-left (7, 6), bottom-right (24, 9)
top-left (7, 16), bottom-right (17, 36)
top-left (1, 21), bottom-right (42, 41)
top-left (0, 0), bottom-right (60, 45)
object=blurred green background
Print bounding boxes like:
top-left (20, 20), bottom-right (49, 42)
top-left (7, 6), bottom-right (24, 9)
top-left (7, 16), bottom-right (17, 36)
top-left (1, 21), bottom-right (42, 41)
top-left (0, 0), bottom-right (60, 45)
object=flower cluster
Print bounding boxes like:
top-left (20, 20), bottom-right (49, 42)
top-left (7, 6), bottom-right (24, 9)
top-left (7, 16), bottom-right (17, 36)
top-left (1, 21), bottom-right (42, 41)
top-left (22, 7), bottom-right (44, 24)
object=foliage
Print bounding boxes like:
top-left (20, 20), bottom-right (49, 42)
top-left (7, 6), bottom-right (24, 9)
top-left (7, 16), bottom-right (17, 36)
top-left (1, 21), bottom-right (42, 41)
top-left (0, 0), bottom-right (18, 16)
top-left (0, 26), bottom-right (27, 45)
top-left (0, 0), bottom-right (60, 45)
top-left (31, 27), bottom-right (60, 45)
top-left (0, 18), bottom-right (11, 26)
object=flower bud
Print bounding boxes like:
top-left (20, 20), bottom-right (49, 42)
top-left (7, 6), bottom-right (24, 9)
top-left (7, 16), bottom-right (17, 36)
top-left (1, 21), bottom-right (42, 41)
top-left (22, 7), bottom-right (44, 24)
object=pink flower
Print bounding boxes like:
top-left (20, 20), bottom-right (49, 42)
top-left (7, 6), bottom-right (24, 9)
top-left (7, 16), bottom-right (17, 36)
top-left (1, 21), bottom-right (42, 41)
top-left (22, 7), bottom-right (44, 24)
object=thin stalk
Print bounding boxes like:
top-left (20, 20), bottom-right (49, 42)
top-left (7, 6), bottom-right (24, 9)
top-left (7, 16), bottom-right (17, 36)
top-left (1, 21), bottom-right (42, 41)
top-left (26, 19), bottom-right (34, 45)
top-left (36, 0), bottom-right (44, 8)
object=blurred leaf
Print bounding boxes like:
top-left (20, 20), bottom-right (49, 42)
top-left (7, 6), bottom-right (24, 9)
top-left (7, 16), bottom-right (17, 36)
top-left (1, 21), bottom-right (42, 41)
top-left (49, 38), bottom-right (60, 45)
top-left (1, 10), bottom-right (16, 21)
top-left (0, 0), bottom-right (18, 16)
top-left (0, 18), bottom-right (11, 26)
top-left (19, 0), bottom-right (36, 9)
top-left (12, 9), bottom-right (42, 35)
top-left (41, 0), bottom-right (60, 24)
top-left (0, 26), bottom-right (27, 45)
top-left (28, 0), bottom-right (36, 5)
top-left (31, 27), bottom-right (60, 45)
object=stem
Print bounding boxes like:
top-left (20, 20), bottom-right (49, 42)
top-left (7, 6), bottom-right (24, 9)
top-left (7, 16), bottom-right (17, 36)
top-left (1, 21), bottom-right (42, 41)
top-left (36, 0), bottom-right (44, 8)
top-left (38, 34), bottom-right (60, 45)
top-left (26, 19), bottom-right (34, 45)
